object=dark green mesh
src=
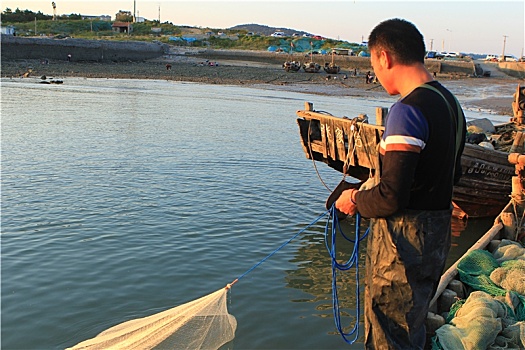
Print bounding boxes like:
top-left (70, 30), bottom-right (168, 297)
top-left (445, 299), bottom-right (466, 323)
top-left (456, 249), bottom-right (525, 321)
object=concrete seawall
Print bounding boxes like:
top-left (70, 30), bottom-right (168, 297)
top-left (190, 49), bottom-right (476, 76)
top-left (498, 61), bottom-right (525, 79)
top-left (1, 36), bottom-right (169, 62)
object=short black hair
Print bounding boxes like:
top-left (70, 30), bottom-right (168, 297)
top-left (368, 18), bottom-right (426, 64)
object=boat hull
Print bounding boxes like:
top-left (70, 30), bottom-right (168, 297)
top-left (303, 62), bottom-right (320, 73)
top-left (453, 144), bottom-right (513, 217)
top-left (283, 61), bottom-right (301, 72)
top-left (296, 107), bottom-right (515, 218)
top-left (323, 63), bottom-right (340, 74)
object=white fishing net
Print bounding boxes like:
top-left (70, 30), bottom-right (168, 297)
top-left (67, 287), bottom-right (237, 350)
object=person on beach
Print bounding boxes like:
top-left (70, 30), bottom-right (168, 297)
top-left (334, 18), bottom-right (466, 349)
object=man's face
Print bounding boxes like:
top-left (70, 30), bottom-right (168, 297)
top-left (370, 48), bottom-right (397, 95)
top-left (370, 49), bottom-right (379, 74)
top-left (370, 49), bottom-right (385, 87)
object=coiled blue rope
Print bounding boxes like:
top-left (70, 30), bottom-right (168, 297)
top-left (325, 205), bottom-right (369, 344)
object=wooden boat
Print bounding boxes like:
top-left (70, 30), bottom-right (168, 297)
top-left (303, 61), bottom-right (320, 73)
top-left (296, 85), bottom-right (525, 218)
top-left (303, 42), bottom-right (320, 73)
top-left (323, 50), bottom-right (340, 74)
top-left (323, 62), bottom-right (340, 74)
top-left (425, 152), bottom-right (525, 346)
top-left (283, 42), bottom-right (301, 72)
top-left (283, 60), bottom-right (301, 72)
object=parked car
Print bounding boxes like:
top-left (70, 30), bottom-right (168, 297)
top-left (499, 55), bottom-right (519, 62)
top-left (304, 50), bottom-right (320, 56)
top-left (271, 31), bottom-right (286, 37)
top-left (485, 54), bottom-right (498, 62)
top-left (425, 51), bottom-right (444, 59)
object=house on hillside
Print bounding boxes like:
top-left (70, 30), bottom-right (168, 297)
top-left (112, 22), bottom-right (133, 33)
top-left (1, 25), bottom-right (15, 35)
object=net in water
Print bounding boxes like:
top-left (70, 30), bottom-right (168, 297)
top-left (67, 287), bottom-right (236, 350)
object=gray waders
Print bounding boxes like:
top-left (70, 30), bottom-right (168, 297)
top-left (364, 209), bottom-right (452, 349)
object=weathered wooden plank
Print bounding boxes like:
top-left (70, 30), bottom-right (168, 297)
top-left (327, 119), bottom-right (336, 160)
top-left (334, 121), bottom-right (346, 162)
top-left (320, 121), bottom-right (328, 159)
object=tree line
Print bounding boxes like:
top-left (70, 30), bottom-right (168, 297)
top-left (1, 8), bottom-right (82, 22)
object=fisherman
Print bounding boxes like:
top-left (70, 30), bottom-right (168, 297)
top-left (333, 18), bottom-right (466, 349)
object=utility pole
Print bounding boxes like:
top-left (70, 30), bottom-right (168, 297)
top-left (429, 39), bottom-right (434, 51)
top-left (133, 0), bottom-right (136, 23)
top-left (52, 2), bottom-right (56, 20)
top-left (446, 29), bottom-right (452, 52)
top-left (158, 5), bottom-right (160, 23)
top-left (502, 35), bottom-right (509, 58)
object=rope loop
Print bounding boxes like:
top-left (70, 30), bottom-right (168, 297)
top-left (326, 204), bottom-right (369, 344)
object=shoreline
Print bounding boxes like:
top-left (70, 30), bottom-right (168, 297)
top-left (2, 55), bottom-right (520, 117)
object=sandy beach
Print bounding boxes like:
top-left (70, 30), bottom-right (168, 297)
top-left (2, 50), bottom-right (521, 117)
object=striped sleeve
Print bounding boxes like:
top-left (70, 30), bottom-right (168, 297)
top-left (380, 102), bottom-right (429, 155)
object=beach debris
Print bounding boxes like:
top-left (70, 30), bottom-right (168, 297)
top-left (166, 63), bottom-right (172, 70)
top-left (21, 68), bottom-right (33, 78)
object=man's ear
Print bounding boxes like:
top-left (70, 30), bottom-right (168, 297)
top-left (380, 50), bottom-right (393, 69)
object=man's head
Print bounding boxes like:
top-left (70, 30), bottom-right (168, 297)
top-left (368, 19), bottom-right (431, 95)
top-left (368, 18), bottom-right (426, 65)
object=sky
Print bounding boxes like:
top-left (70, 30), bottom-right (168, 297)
top-left (2, 0), bottom-right (524, 57)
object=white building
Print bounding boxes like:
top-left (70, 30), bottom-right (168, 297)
top-left (1, 25), bottom-right (15, 35)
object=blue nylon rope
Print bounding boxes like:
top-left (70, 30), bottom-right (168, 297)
top-left (227, 205), bottom-right (368, 345)
top-left (326, 205), bottom-right (369, 344)
top-left (231, 209), bottom-right (330, 285)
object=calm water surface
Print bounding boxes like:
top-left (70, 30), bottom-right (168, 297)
top-left (1, 77), bottom-right (498, 349)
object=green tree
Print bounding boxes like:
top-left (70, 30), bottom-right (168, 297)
top-left (1, 7), bottom-right (51, 22)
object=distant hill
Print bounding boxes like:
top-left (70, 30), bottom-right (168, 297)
top-left (229, 23), bottom-right (311, 37)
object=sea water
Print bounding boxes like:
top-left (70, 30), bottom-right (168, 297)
top-left (1, 77), bottom-right (500, 349)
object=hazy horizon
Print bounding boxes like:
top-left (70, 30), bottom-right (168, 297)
top-left (2, 1), bottom-right (524, 56)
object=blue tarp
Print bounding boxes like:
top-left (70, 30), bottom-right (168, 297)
top-left (169, 36), bottom-right (197, 43)
top-left (268, 38), bottom-right (325, 53)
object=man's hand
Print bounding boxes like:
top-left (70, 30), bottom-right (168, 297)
top-left (335, 189), bottom-right (357, 216)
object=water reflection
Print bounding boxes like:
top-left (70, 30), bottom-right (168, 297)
top-left (284, 214), bottom-right (494, 319)
top-left (284, 217), bottom-right (369, 337)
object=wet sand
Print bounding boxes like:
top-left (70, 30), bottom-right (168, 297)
top-left (2, 53), bottom-right (521, 117)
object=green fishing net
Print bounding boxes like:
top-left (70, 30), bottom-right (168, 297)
top-left (432, 240), bottom-right (525, 350)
